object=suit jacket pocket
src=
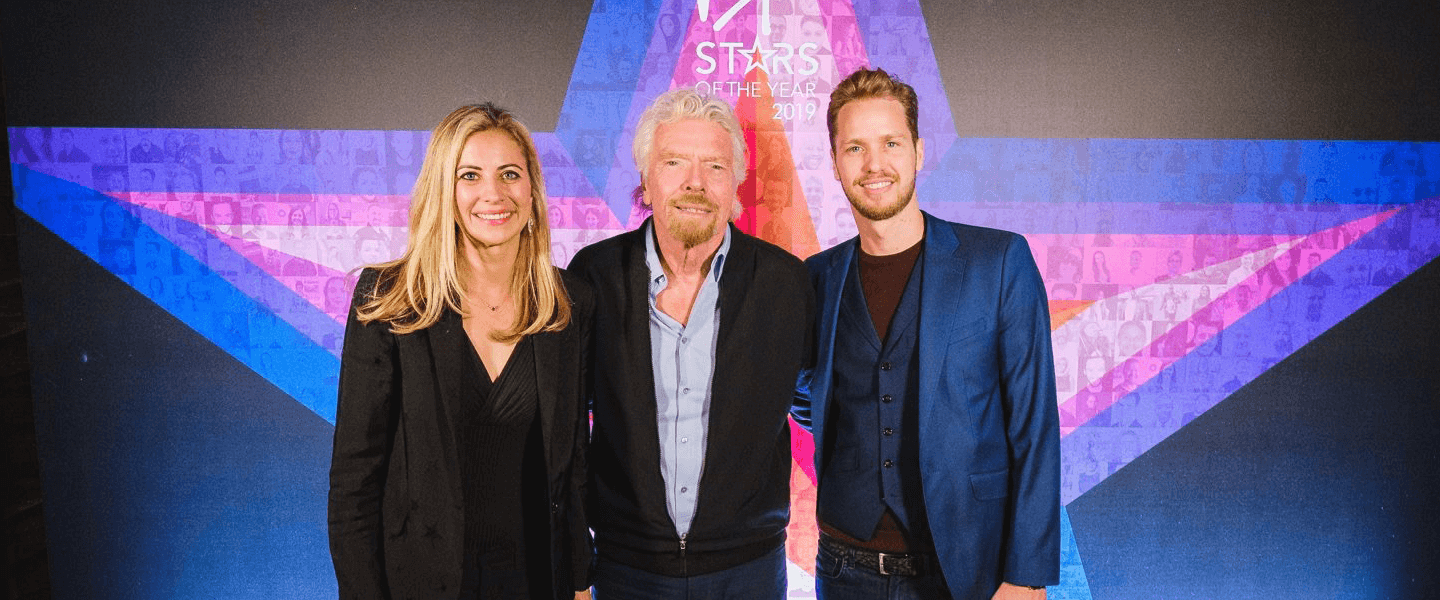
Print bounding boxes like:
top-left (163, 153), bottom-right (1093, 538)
top-left (946, 318), bottom-right (991, 348)
top-left (969, 468), bottom-right (1010, 501)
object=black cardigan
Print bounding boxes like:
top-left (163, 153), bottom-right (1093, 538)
top-left (568, 221), bottom-right (814, 577)
top-left (327, 267), bottom-right (595, 599)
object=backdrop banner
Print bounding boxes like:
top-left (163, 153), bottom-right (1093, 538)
top-left (8, 0), bottom-right (1438, 598)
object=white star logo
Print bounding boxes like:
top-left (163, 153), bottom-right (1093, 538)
top-left (737, 34), bottom-right (774, 74)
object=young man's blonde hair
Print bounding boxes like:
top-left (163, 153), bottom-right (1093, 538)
top-left (827, 67), bottom-right (920, 151)
top-left (356, 103), bottom-right (570, 341)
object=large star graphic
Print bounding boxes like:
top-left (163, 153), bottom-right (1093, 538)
top-left (8, 0), bottom-right (1439, 596)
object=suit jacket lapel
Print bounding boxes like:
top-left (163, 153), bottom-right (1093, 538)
top-left (918, 212), bottom-right (967, 394)
top-left (813, 237), bottom-right (855, 475)
top-left (531, 327), bottom-right (559, 469)
top-left (818, 239), bottom-right (855, 367)
top-left (426, 308), bottom-right (468, 497)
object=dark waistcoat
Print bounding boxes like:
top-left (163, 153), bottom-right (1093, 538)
top-left (818, 255), bottom-right (931, 545)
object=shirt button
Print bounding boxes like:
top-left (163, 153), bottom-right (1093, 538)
top-left (681, 487), bottom-right (688, 493)
top-left (681, 437), bottom-right (689, 443)
top-left (880, 362), bottom-right (892, 371)
top-left (883, 427), bottom-right (893, 436)
top-left (883, 460), bottom-right (894, 468)
top-left (882, 394), bottom-right (893, 403)
top-left (682, 387), bottom-right (691, 394)
top-left (681, 337), bottom-right (689, 344)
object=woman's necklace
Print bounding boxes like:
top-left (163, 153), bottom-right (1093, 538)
top-left (478, 292), bottom-right (510, 312)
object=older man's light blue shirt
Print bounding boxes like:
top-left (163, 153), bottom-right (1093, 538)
top-left (645, 223), bottom-right (730, 537)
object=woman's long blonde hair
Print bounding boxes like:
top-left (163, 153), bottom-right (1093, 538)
top-left (355, 104), bottom-right (570, 341)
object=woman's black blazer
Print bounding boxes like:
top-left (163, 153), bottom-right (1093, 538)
top-left (328, 267), bottom-right (594, 600)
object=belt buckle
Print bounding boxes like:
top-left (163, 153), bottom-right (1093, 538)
top-left (877, 552), bottom-right (894, 576)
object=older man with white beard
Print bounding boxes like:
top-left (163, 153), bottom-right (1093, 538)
top-left (568, 88), bottom-right (814, 599)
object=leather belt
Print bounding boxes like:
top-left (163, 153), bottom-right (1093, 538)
top-left (819, 534), bottom-right (932, 577)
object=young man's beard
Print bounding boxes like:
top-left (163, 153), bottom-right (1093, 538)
top-left (846, 175), bottom-right (916, 222)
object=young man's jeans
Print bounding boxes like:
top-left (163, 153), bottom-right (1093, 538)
top-left (815, 536), bottom-right (953, 600)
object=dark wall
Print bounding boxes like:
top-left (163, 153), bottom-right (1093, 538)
top-left (5, 0), bottom-right (1437, 138)
top-left (921, 0), bottom-right (1440, 139)
top-left (2, 49), bottom-right (53, 598)
top-left (2, 0), bottom-right (593, 130)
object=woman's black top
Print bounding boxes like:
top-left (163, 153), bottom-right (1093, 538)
top-left (453, 335), bottom-right (550, 600)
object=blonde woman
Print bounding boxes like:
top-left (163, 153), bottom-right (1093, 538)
top-left (328, 104), bottom-right (594, 600)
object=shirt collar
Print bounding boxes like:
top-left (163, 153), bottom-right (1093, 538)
top-left (645, 220), bottom-right (732, 286)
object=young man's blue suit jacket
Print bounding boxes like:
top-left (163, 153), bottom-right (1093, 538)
top-left (793, 212), bottom-right (1061, 598)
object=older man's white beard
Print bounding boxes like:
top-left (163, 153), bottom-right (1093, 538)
top-left (674, 221), bottom-right (717, 249)
top-left (664, 193), bottom-right (721, 249)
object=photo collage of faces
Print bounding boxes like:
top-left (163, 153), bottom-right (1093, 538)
top-left (11, 128), bottom-right (1438, 380)
top-left (10, 126), bottom-right (430, 328)
top-left (911, 138), bottom-right (1440, 499)
top-left (533, 129), bottom-right (629, 271)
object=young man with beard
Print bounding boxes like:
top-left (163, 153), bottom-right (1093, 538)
top-left (794, 68), bottom-right (1060, 599)
top-left (568, 88), bottom-right (814, 599)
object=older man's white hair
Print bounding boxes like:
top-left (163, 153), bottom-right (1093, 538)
top-left (631, 88), bottom-right (749, 217)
